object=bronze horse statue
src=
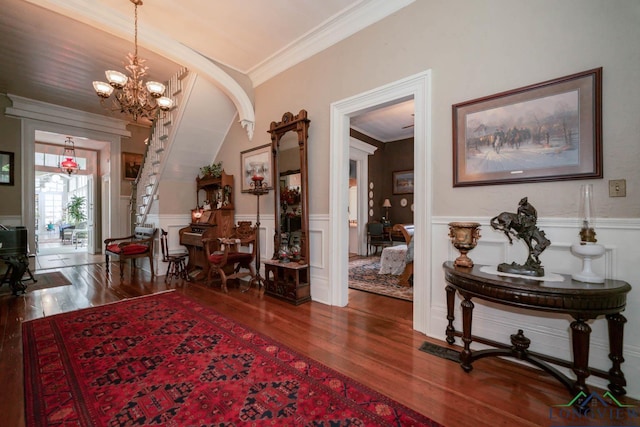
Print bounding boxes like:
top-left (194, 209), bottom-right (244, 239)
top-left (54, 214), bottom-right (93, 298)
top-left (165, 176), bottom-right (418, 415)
top-left (490, 197), bottom-right (550, 277)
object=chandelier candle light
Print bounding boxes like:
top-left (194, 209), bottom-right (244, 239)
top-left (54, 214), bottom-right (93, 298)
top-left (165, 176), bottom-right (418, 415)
top-left (60, 137), bottom-right (79, 176)
top-left (570, 184), bottom-right (605, 283)
top-left (92, 0), bottom-right (173, 122)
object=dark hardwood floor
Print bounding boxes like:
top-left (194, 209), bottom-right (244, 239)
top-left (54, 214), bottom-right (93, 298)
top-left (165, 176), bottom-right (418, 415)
top-left (1, 262), bottom-right (637, 426)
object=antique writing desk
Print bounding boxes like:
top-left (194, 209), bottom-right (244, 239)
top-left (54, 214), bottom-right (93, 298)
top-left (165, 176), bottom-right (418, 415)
top-left (442, 261), bottom-right (631, 401)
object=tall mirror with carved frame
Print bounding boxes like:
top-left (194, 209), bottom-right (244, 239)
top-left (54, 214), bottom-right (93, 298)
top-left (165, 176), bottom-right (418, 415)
top-left (262, 110), bottom-right (311, 305)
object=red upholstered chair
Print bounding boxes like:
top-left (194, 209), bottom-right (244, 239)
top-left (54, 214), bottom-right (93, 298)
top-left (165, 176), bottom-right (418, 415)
top-left (203, 221), bottom-right (256, 293)
top-left (104, 226), bottom-right (156, 279)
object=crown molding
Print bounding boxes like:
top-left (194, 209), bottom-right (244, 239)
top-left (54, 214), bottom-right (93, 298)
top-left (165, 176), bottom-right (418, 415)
top-left (5, 94), bottom-right (130, 137)
top-left (249, 0), bottom-right (415, 87)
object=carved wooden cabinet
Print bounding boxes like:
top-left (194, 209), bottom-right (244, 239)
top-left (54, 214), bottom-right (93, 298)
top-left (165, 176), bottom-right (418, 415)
top-left (263, 259), bottom-right (310, 305)
top-left (196, 171), bottom-right (234, 212)
top-left (179, 171), bottom-right (235, 279)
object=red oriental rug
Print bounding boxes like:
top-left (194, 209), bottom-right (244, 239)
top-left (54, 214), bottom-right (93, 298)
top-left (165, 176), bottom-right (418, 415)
top-left (23, 291), bottom-right (439, 426)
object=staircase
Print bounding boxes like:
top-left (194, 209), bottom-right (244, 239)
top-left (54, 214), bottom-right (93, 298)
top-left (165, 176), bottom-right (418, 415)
top-left (131, 67), bottom-right (192, 227)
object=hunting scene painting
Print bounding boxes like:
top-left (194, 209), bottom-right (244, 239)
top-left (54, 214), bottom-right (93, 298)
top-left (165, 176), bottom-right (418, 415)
top-left (453, 68), bottom-right (602, 186)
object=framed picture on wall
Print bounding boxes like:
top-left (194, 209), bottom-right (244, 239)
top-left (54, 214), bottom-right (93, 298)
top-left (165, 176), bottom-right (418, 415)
top-left (392, 169), bottom-right (414, 194)
top-left (122, 152), bottom-right (143, 181)
top-left (0, 151), bottom-right (14, 186)
top-left (240, 144), bottom-right (272, 192)
top-left (452, 68), bottom-right (602, 187)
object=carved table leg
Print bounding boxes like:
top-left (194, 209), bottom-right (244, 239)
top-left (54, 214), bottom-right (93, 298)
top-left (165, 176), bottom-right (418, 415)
top-left (445, 285), bottom-right (456, 344)
top-left (570, 318), bottom-right (592, 403)
top-left (460, 295), bottom-right (474, 372)
top-left (606, 313), bottom-right (627, 395)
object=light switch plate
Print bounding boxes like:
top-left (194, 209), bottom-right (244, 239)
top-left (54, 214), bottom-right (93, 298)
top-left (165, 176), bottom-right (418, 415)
top-left (609, 179), bottom-right (626, 197)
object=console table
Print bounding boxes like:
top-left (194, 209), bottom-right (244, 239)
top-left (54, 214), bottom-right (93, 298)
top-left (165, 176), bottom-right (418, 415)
top-left (442, 261), bottom-right (631, 403)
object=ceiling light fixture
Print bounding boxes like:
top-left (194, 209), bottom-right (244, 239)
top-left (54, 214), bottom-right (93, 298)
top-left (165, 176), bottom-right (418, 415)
top-left (92, 0), bottom-right (173, 122)
top-left (60, 137), bottom-right (79, 176)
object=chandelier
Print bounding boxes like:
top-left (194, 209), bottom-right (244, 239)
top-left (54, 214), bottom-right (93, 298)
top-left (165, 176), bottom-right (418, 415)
top-left (92, 0), bottom-right (173, 122)
top-left (60, 137), bottom-right (79, 176)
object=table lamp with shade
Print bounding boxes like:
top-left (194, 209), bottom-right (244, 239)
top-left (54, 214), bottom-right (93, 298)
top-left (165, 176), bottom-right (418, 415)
top-left (382, 199), bottom-right (392, 223)
top-left (570, 184), bottom-right (605, 283)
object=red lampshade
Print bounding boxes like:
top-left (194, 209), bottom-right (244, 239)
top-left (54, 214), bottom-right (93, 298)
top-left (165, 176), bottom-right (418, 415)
top-left (61, 157), bottom-right (78, 175)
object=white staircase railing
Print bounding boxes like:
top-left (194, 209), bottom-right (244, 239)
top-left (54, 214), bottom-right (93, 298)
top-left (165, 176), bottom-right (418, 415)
top-left (132, 66), bottom-right (191, 227)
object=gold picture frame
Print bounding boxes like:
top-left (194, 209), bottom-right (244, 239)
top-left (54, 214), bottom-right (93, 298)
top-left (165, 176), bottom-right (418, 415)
top-left (453, 68), bottom-right (602, 187)
top-left (240, 144), bottom-right (272, 192)
top-left (392, 170), bottom-right (414, 194)
top-left (122, 152), bottom-right (143, 181)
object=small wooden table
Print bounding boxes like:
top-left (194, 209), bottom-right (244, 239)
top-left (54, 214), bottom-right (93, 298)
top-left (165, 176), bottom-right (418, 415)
top-left (263, 259), bottom-right (310, 305)
top-left (442, 261), bottom-right (631, 403)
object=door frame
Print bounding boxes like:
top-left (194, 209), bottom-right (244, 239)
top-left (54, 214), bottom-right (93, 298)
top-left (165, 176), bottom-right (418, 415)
top-left (8, 96), bottom-right (127, 256)
top-left (329, 70), bottom-right (432, 333)
top-left (349, 138), bottom-right (377, 256)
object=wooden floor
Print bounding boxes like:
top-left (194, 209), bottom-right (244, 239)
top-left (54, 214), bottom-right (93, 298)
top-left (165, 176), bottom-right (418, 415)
top-left (1, 263), bottom-right (637, 427)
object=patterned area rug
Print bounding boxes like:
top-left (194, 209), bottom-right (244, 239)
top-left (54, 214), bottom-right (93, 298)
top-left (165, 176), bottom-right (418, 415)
top-left (0, 271), bottom-right (71, 296)
top-left (349, 256), bottom-right (413, 301)
top-left (23, 291), bottom-right (439, 426)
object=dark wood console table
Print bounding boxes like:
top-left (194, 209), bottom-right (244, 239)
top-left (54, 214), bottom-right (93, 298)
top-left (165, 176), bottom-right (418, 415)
top-left (443, 261), bottom-right (631, 403)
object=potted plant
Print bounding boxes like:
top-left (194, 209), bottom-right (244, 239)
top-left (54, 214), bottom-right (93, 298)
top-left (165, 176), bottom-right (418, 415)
top-left (200, 161), bottom-right (223, 178)
top-left (67, 195), bottom-right (87, 224)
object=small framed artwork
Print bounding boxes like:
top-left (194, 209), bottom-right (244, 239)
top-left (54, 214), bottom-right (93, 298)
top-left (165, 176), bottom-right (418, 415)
top-left (240, 144), bottom-right (272, 192)
top-left (0, 151), bottom-right (14, 186)
top-left (452, 68), bottom-right (602, 187)
top-left (122, 152), bottom-right (143, 181)
top-left (393, 170), bottom-right (414, 194)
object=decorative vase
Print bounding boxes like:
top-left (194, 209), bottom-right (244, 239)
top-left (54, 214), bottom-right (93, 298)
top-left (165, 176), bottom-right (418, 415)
top-left (448, 222), bottom-right (481, 267)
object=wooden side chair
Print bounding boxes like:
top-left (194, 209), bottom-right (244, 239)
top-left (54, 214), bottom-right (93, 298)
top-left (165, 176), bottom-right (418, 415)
top-left (104, 226), bottom-right (156, 279)
top-left (160, 229), bottom-right (188, 283)
top-left (203, 221), bottom-right (256, 293)
top-left (366, 221), bottom-right (392, 256)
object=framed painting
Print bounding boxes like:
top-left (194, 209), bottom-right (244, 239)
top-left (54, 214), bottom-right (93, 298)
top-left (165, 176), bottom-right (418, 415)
top-left (240, 144), bottom-right (272, 192)
top-left (0, 151), bottom-right (14, 186)
top-left (392, 169), bottom-right (414, 194)
top-left (452, 68), bottom-right (602, 187)
top-left (122, 152), bottom-right (143, 181)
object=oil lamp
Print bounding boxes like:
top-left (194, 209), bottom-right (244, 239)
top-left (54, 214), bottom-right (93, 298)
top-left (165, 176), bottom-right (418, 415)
top-left (570, 184), bottom-right (605, 283)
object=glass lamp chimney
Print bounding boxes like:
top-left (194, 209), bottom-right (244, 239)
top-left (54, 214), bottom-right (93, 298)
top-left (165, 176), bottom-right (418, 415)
top-left (578, 184), bottom-right (597, 243)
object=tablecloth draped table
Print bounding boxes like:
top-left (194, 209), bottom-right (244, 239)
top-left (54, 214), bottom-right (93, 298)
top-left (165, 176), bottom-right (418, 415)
top-left (378, 244), bottom-right (407, 275)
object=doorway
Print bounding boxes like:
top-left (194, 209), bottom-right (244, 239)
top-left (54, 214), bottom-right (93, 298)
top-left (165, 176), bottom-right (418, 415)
top-left (329, 70), bottom-right (432, 333)
top-left (34, 137), bottom-right (103, 269)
